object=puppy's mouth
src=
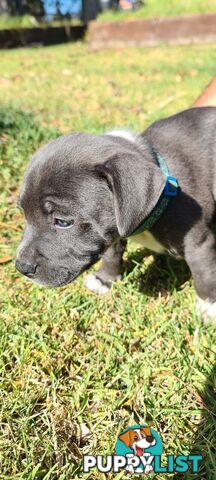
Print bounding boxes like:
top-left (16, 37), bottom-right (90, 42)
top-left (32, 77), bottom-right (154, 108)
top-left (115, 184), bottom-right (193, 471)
top-left (16, 261), bottom-right (79, 288)
top-left (16, 248), bottom-right (98, 288)
top-left (28, 270), bottom-right (78, 288)
top-left (135, 446), bottom-right (144, 457)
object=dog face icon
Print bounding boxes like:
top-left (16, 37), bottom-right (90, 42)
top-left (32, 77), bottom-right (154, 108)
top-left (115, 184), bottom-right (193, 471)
top-left (116, 424), bottom-right (163, 475)
top-left (119, 426), bottom-right (156, 456)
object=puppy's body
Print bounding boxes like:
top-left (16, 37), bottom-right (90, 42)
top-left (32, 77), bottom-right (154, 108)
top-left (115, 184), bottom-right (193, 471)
top-left (16, 107), bottom-right (216, 321)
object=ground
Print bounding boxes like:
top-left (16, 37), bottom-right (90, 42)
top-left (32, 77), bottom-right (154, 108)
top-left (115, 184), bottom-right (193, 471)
top-left (0, 41), bottom-right (216, 479)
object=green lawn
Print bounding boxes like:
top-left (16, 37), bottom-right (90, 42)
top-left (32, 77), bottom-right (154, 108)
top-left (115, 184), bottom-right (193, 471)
top-left (99, 0), bottom-right (216, 22)
top-left (0, 14), bottom-right (81, 30)
top-left (0, 42), bottom-right (216, 479)
top-left (0, 0), bottom-right (216, 29)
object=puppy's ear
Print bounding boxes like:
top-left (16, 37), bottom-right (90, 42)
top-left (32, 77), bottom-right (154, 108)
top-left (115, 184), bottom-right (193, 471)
top-left (97, 152), bottom-right (166, 237)
top-left (118, 430), bottom-right (131, 447)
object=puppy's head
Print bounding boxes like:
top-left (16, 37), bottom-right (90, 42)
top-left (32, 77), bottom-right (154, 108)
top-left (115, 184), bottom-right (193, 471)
top-left (16, 132), bottom-right (165, 287)
top-left (119, 426), bottom-right (155, 451)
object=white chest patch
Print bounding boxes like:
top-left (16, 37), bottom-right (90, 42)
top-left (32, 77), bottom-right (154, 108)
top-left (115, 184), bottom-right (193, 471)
top-left (131, 230), bottom-right (165, 253)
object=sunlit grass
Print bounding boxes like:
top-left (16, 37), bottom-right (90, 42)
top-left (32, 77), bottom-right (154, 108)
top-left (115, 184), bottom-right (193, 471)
top-left (99, 0), bottom-right (216, 22)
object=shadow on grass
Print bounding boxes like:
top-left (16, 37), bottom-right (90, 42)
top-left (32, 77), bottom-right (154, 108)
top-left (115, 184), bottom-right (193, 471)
top-left (125, 250), bottom-right (191, 298)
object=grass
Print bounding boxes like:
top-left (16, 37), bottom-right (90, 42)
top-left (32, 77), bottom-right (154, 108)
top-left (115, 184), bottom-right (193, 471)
top-left (0, 14), bottom-right (39, 29)
top-left (0, 41), bottom-right (216, 479)
top-left (1, 0), bottom-right (216, 29)
top-left (0, 14), bottom-right (81, 30)
top-left (99, 0), bottom-right (216, 22)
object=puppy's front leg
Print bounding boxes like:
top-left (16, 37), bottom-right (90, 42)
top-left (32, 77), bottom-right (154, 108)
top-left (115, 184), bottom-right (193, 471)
top-left (185, 228), bottom-right (216, 323)
top-left (85, 239), bottom-right (127, 294)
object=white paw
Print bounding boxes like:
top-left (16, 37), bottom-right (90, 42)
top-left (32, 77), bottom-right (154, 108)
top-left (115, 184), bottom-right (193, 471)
top-left (84, 274), bottom-right (110, 295)
top-left (196, 297), bottom-right (216, 324)
top-left (145, 464), bottom-right (153, 474)
top-left (126, 465), bottom-right (135, 474)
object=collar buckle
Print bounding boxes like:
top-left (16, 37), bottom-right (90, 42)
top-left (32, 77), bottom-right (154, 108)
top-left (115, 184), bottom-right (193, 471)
top-left (165, 176), bottom-right (179, 196)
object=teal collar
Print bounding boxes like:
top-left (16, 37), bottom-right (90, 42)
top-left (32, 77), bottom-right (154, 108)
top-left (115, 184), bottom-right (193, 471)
top-left (130, 152), bottom-right (179, 236)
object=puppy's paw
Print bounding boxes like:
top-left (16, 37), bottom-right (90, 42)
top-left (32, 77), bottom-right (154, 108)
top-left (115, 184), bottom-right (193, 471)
top-left (84, 272), bottom-right (122, 295)
top-left (196, 297), bottom-right (216, 324)
top-left (125, 461), bottom-right (135, 474)
top-left (84, 273), bottom-right (111, 294)
top-left (145, 464), bottom-right (153, 474)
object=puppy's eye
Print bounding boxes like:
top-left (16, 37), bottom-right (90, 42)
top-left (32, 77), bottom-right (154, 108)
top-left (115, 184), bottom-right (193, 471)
top-left (54, 218), bottom-right (74, 228)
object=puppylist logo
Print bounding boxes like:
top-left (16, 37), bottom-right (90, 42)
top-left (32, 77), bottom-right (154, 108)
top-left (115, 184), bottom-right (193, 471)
top-left (83, 424), bottom-right (203, 475)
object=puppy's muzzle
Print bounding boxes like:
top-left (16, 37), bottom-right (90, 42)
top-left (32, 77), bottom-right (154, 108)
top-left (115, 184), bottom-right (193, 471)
top-left (16, 259), bottom-right (38, 278)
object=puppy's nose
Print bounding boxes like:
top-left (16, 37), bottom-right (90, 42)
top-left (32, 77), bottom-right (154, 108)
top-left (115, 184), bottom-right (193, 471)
top-left (16, 260), bottom-right (37, 277)
top-left (146, 436), bottom-right (154, 443)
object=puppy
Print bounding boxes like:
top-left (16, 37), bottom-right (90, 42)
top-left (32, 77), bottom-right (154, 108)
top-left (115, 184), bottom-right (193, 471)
top-left (16, 107), bottom-right (216, 322)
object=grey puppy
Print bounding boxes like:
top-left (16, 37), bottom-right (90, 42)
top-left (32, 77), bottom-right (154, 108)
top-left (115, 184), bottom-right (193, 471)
top-left (16, 107), bottom-right (216, 322)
